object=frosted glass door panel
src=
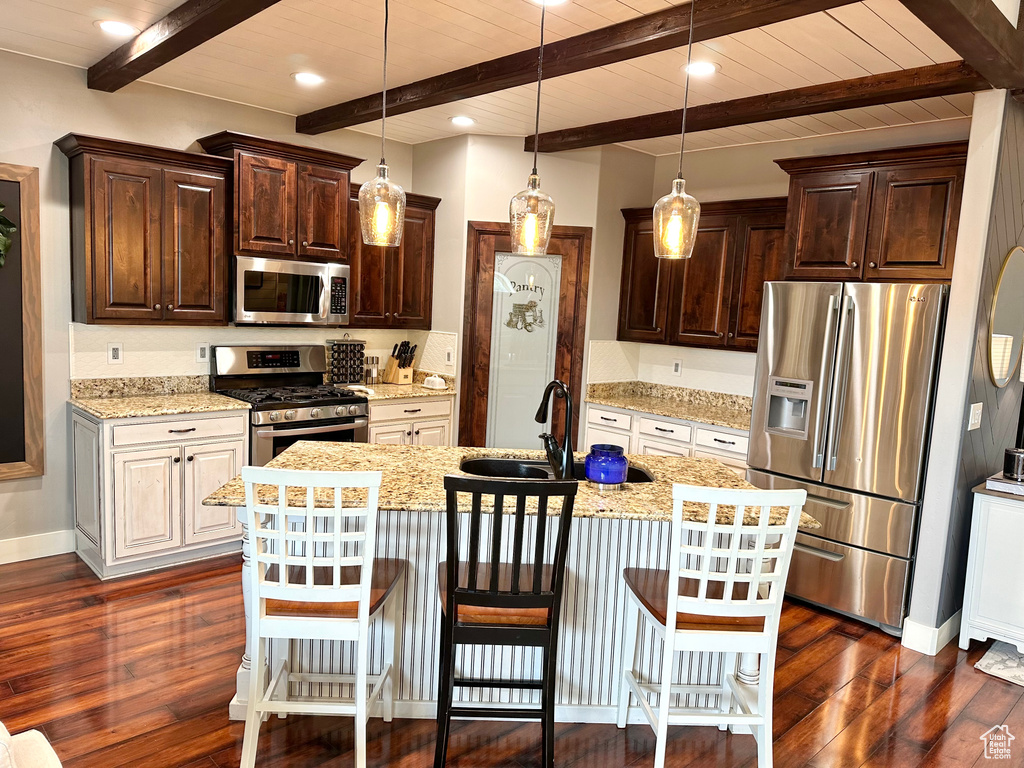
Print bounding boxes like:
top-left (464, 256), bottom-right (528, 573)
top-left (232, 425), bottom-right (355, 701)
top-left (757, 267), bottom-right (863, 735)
top-left (486, 254), bottom-right (562, 448)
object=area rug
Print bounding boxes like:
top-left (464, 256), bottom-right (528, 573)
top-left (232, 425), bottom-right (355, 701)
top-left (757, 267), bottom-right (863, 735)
top-left (976, 641), bottom-right (1024, 687)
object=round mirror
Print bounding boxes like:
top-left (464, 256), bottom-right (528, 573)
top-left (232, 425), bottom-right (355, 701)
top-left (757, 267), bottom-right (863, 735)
top-left (989, 246), bottom-right (1024, 387)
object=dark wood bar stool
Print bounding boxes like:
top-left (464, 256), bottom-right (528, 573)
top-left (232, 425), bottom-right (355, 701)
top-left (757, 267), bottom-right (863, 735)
top-left (434, 473), bottom-right (578, 768)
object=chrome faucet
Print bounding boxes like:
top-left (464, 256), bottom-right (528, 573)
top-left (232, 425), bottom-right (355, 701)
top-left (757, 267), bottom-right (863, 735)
top-left (535, 380), bottom-right (574, 480)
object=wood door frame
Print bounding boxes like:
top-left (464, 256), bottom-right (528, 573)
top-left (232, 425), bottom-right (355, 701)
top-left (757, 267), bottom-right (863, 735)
top-left (0, 163), bottom-right (43, 480)
top-left (459, 221), bottom-right (592, 448)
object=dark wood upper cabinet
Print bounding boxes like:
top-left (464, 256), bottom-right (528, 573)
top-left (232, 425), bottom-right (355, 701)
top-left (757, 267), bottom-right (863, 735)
top-left (777, 142), bottom-right (967, 283)
top-left (617, 211), bottom-right (671, 343)
top-left (618, 198), bottom-right (787, 352)
top-left (348, 186), bottom-right (440, 330)
top-left (197, 132), bottom-right (363, 262)
top-left (729, 209), bottom-right (787, 350)
top-left (668, 214), bottom-right (734, 347)
top-left (57, 134), bottom-right (232, 326)
top-left (784, 170), bottom-right (874, 280)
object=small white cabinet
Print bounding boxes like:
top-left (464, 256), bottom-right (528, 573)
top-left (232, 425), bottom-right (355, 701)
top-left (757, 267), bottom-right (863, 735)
top-left (70, 406), bottom-right (248, 579)
top-left (369, 395), bottom-right (454, 447)
top-left (636, 437), bottom-right (691, 458)
top-left (959, 486), bottom-right (1024, 653)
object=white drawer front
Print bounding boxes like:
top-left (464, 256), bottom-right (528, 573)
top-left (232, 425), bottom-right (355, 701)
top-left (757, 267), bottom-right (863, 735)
top-left (636, 437), bottom-right (691, 458)
top-left (112, 415), bottom-right (247, 448)
top-left (587, 407), bottom-right (632, 432)
top-left (694, 428), bottom-right (748, 456)
top-left (371, 398), bottom-right (451, 423)
top-left (638, 417), bottom-right (691, 444)
top-left (585, 426), bottom-right (631, 453)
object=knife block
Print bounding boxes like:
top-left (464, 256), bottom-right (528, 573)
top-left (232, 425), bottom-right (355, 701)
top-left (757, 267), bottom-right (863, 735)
top-left (382, 359), bottom-right (413, 385)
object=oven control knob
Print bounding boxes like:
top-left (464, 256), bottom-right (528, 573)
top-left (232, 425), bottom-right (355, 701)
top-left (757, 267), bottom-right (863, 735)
top-left (269, 412), bottom-right (281, 422)
top-left (335, 406), bottom-right (346, 417)
top-left (284, 410), bottom-right (297, 421)
top-left (348, 405), bottom-right (360, 416)
top-left (310, 408), bottom-right (321, 419)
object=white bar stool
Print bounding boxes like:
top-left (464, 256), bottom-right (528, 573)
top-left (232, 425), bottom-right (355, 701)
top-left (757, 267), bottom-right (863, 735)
top-left (239, 466), bottom-right (408, 768)
top-left (616, 483), bottom-right (806, 768)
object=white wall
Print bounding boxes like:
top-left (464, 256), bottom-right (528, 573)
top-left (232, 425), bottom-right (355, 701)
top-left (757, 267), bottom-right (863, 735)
top-left (0, 50), bottom-right (414, 554)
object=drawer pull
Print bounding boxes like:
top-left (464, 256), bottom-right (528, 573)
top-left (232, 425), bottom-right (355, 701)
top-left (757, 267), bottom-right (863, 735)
top-left (404, 409), bottom-right (422, 414)
top-left (713, 437), bottom-right (736, 446)
top-left (794, 543), bottom-right (845, 562)
top-left (654, 427), bottom-right (674, 433)
top-left (600, 416), bottom-right (616, 422)
top-left (168, 428), bottom-right (197, 434)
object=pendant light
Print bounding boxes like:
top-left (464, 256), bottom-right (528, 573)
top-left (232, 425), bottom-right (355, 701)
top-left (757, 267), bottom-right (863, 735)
top-left (653, 0), bottom-right (700, 259)
top-left (509, 2), bottom-right (555, 257)
top-left (359, 0), bottom-right (406, 247)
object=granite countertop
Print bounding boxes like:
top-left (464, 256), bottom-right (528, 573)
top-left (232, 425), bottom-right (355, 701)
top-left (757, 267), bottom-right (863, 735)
top-left (204, 442), bottom-right (818, 529)
top-left (70, 392), bottom-right (251, 420)
top-left (366, 384), bottom-right (455, 401)
top-left (586, 382), bottom-right (752, 432)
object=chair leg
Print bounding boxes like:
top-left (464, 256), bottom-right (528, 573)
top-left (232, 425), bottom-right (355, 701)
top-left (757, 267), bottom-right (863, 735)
top-left (719, 652), bottom-right (736, 731)
top-left (239, 635), bottom-right (267, 768)
top-left (383, 578), bottom-right (403, 723)
top-left (616, 595), bottom-right (641, 729)
top-left (653, 636), bottom-right (676, 768)
top-left (542, 644), bottom-right (557, 768)
top-left (433, 616), bottom-right (454, 768)
top-left (355, 633), bottom-right (369, 768)
top-left (756, 650), bottom-right (774, 768)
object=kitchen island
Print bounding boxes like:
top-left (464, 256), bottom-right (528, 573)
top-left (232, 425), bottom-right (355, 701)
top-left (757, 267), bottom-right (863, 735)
top-left (206, 442), bottom-right (817, 723)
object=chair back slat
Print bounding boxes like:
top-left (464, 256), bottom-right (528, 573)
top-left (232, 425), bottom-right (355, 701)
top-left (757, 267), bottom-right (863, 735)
top-left (669, 484), bottom-right (806, 632)
top-left (443, 474), bottom-right (577, 624)
top-left (243, 466), bottom-right (383, 619)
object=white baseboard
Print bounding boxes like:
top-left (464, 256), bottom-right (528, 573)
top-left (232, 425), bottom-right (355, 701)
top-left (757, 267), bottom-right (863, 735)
top-left (0, 529), bottom-right (76, 565)
top-left (902, 610), bottom-right (962, 656)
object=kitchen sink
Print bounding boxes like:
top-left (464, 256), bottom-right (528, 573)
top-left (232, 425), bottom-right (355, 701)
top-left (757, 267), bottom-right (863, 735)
top-left (459, 457), bottom-right (654, 484)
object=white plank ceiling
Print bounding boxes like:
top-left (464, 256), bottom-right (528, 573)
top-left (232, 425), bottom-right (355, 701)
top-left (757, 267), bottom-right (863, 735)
top-left (0, 0), bottom-right (973, 155)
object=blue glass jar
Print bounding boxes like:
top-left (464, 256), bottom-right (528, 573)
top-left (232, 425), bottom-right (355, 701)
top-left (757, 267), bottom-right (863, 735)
top-left (584, 444), bottom-right (629, 486)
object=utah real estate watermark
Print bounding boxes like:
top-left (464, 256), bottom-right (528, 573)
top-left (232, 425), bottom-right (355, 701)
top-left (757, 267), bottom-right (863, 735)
top-left (980, 725), bottom-right (1015, 760)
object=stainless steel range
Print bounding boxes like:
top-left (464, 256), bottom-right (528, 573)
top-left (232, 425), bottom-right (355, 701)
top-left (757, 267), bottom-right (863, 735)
top-left (211, 345), bottom-right (369, 466)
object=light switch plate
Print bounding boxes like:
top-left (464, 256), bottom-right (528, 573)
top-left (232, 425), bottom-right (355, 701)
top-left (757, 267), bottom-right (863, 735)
top-left (107, 342), bottom-right (123, 366)
top-left (672, 360), bottom-right (683, 376)
top-left (968, 402), bottom-right (983, 431)
top-left (196, 342), bottom-right (211, 364)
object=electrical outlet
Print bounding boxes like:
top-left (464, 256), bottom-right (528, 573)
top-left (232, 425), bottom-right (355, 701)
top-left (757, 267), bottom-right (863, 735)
top-left (968, 402), bottom-right (983, 431)
top-left (196, 342), bottom-right (210, 364)
top-left (672, 359), bottom-right (683, 376)
top-left (445, 347), bottom-right (454, 366)
top-left (107, 342), bottom-right (123, 366)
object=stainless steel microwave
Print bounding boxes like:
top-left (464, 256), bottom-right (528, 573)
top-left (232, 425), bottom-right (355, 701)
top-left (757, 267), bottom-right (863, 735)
top-left (234, 256), bottom-right (349, 326)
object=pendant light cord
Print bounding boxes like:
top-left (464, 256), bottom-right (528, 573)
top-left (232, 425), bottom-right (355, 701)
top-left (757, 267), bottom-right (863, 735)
top-left (677, 0), bottom-right (695, 179)
top-left (380, 0), bottom-right (390, 165)
top-left (531, 2), bottom-right (547, 175)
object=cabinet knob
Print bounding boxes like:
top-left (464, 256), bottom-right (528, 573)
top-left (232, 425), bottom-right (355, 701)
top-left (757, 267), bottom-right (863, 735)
top-left (869, 262), bottom-right (877, 269)
top-left (386, 312), bottom-right (392, 318)
top-left (717, 332), bottom-right (724, 338)
top-left (728, 332), bottom-right (734, 338)
top-left (173, 456), bottom-right (181, 464)
top-left (167, 304), bottom-right (174, 310)
top-left (406, 431), bottom-right (412, 436)
top-left (302, 241), bottom-right (309, 247)
top-left (415, 429), bottom-right (421, 436)
top-left (851, 261), bottom-right (859, 268)
top-left (187, 456), bottom-right (194, 462)
top-left (154, 303), bottom-right (162, 310)
top-left (289, 239), bottom-right (295, 245)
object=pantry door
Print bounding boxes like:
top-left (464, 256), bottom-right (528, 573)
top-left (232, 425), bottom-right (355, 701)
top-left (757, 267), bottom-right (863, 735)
top-left (459, 221), bottom-right (591, 448)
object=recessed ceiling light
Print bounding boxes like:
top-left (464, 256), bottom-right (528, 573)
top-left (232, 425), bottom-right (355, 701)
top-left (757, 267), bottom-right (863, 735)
top-left (96, 20), bottom-right (139, 37)
top-left (685, 61), bottom-right (719, 77)
top-left (450, 116), bottom-right (476, 127)
top-left (291, 72), bottom-right (325, 86)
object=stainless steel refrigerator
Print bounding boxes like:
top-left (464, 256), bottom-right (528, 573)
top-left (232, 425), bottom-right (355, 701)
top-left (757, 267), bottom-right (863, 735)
top-left (746, 281), bottom-right (947, 632)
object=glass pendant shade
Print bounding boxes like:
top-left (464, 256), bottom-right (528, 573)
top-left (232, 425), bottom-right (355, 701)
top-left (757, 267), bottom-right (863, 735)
top-left (510, 174), bottom-right (555, 257)
top-left (358, 163), bottom-right (406, 247)
top-left (653, 177), bottom-right (700, 259)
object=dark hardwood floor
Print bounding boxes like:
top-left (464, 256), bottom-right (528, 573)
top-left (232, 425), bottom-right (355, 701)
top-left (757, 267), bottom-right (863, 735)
top-left (1, 553), bottom-right (1020, 767)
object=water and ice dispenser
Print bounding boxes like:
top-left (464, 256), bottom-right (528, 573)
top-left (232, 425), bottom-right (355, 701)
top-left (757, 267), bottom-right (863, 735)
top-left (765, 377), bottom-right (813, 439)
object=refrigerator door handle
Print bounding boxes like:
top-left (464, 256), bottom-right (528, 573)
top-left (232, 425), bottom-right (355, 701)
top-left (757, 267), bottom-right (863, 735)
top-left (812, 294), bottom-right (841, 469)
top-left (825, 296), bottom-right (856, 472)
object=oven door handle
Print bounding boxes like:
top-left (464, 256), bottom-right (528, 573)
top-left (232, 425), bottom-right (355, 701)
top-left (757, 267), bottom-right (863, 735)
top-left (254, 419), bottom-right (368, 440)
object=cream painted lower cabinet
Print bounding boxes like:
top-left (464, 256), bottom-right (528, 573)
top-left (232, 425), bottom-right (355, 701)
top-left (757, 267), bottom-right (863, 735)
top-left (368, 395), bottom-right (454, 447)
top-left (70, 406), bottom-right (247, 580)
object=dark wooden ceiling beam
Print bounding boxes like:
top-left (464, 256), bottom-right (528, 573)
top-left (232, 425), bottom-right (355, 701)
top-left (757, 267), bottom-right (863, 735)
top-left (88, 0), bottom-right (284, 92)
top-left (896, 0), bottom-right (1024, 89)
top-left (526, 61), bottom-right (988, 153)
top-left (295, 0), bottom-right (859, 135)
